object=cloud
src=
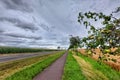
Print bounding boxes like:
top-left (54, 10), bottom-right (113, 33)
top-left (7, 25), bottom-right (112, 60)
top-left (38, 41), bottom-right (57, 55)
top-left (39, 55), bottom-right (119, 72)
top-left (56, 37), bottom-right (69, 45)
top-left (0, 29), bottom-right (4, 33)
top-left (0, 17), bottom-right (20, 23)
top-left (1, 0), bottom-right (33, 12)
top-left (28, 42), bottom-right (55, 46)
top-left (0, 17), bottom-right (38, 32)
top-left (0, 35), bottom-right (25, 44)
top-left (0, 0), bottom-right (120, 48)
top-left (16, 22), bottom-right (37, 32)
top-left (3, 33), bottom-right (42, 40)
top-left (39, 23), bottom-right (51, 32)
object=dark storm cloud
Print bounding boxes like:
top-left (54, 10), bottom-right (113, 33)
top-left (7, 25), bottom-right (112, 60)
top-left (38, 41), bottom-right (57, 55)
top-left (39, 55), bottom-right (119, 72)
top-left (0, 17), bottom-right (38, 32)
top-left (1, 0), bottom-right (33, 12)
top-left (4, 33), bottom-right (42, 40)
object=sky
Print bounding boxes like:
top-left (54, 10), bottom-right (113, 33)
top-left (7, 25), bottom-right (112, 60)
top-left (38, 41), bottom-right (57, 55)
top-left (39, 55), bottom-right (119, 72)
top-left (0, 0), bottom-right (120, 49)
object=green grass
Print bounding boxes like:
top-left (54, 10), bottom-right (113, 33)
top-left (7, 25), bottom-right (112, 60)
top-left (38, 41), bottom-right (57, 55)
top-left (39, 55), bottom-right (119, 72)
top-left (5, 51), bottom-right (65, 80)
top-left (78, 52), bottom-right (120, 80)
top-left (62, 51), bottom-right (86, 80)
top-left (0, 46), bottom-right (59, 54)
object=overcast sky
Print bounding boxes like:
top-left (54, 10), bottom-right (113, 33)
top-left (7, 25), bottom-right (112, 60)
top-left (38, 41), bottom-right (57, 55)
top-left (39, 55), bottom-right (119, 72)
top-left (0, 0), bottom-right (120, 49)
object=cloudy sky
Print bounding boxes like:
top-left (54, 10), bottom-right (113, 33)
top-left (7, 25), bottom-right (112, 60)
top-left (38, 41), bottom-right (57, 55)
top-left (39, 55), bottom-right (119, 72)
top-left (0, 0), bottom-right (120, 49)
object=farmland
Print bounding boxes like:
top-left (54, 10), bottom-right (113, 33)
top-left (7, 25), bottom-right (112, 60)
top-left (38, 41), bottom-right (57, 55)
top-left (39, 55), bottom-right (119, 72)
top-left (0, 46), bottom-right (59, 54)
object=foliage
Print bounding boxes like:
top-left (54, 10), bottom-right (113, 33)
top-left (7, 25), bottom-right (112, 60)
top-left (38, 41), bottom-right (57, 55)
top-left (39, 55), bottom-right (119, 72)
top-left (78, 11), bottom-right (120, 57)
top-left (57, 46), bottom-right (61, 49)
top-left (69, 36), bottom-right (81, 49)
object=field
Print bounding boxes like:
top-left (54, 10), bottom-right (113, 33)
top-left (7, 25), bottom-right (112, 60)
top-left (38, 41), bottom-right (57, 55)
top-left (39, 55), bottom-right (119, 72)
top-left (0, 46), bottom-right (59, 54)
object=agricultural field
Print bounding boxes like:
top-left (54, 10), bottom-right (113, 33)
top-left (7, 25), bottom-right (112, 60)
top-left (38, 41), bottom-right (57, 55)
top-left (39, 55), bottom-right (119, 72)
top-left (0, 46), bottom-right (59, 54)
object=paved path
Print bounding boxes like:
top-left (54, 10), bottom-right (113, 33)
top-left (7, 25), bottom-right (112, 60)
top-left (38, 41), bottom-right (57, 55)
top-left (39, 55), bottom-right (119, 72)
top-left (0, 51), bottom-right (58, 63)
top-left (33, 52), bottom-right (68, 80)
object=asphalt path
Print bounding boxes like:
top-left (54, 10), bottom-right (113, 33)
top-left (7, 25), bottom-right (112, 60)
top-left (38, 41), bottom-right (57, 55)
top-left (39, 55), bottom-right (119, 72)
top-left (33, 52), bottom-right (68, 80)
top-left (0, 51), bottom-right (59, 63)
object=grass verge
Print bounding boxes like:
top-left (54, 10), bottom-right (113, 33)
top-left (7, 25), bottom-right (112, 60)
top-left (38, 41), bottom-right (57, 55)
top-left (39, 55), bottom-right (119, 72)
top-left (78, 52), bottom-right (120, 80)
top-left (73, 54), bottom-right (108, 80)
top-left (62, 51), bottom-right (86, 80)
top-left (5, 51), bottom-right (65, 80)
top-left (0, 55), bottom-right (49, 80)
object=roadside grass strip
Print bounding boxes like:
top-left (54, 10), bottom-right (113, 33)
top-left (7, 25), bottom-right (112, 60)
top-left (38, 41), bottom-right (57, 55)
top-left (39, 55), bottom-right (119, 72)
top-left (62, 51), bottom-right (86, 80)
top-left (5, 51), bottom-right (64, 80)
top-left (0, 54), bottom-right (51, 80)
top-left (73, 55), bottom-right (108, 80)
top-left (78, 53), bottom-right (120, 80)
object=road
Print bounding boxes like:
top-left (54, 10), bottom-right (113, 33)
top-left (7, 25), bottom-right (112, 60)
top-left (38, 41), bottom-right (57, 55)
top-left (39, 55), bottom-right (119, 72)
top-left (0, 51), bottom-right (59, 63)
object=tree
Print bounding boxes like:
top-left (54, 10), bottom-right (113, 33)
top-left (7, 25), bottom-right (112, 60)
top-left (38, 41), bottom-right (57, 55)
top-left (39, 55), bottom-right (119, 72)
top-left (77, 10), bottom-right (120, 62)
top-left (57, 46), bottom-right (60, 50)
top-left (78, 11), bottom-right (120, 51)
top-left (69, 36), bottom-right (81, 49)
